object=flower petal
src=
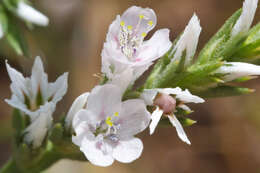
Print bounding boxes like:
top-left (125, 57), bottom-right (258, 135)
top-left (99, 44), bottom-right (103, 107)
top-left (31, 57), bottom-right (49, 101)
top-left (113, 138), bottom-right (143, 163)
top-left (137, 29), bottom-right (172, 64)
top-left (80, 137), bottom-right (114, 167)
top-left (168, 115), bottom-right (191, 145)
top-left (215, 62), bottom-right (260, 82)
top-left (170, 14), bottom-right (201, 67)
top-left (232, 0), bottom-right (258, 36)
top-left (117, 99), bottom-right (150, 139)
top-left (48, 72), bottom-right (68, 103)
top-left (72, 109), bottom-right (98, 130)
top-left (141, 89), bottom-right (158, 105)
top-left (149, 107), bottom-right (163, 135)
top-left (87, 84), bottom-right (122, 121)
top-left (16, 2), bottom-right (49, 26)
top-left (65, 92), bottom-right (89, 130)
top-left (121, 6), bottom-right (157, 37)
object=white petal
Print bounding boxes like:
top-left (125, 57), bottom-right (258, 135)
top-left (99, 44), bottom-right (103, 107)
top-left (117, 99), bottom-right (151, 139)
top-left (215, 62), bottom-right (260, 82)
top-left (113, 138), bottom-right (143, 163)
top-left (137, 29), bottom-right (172, 63)
top-left (149, 107), bottom-right (163, 135)
top-left (157, 88), bottom-right (204, 103)
top-left (72, 109), bottom-right (98, 131)
top-left (23, 103), bottom-right (55, 148)
top-left (65, 92), bottom-right (89, 130)
top-left (170, 14), bottom-right (201, 67)
top-left (48, 72), bottom-right (68, 103)
top-left (178, 104), bottom-right (191, 112)
top-left (80, 137), bottom-right (114, 167)
top-left (5, 60), bottom-right (28, 101)
top-left (16, 2), bottom-right (49, 26)
top-left (232, 0), bottom-right (258, 36)
top-left (31, 56), bottom-right (48, 101)
top-left (121, 6), bottom-right (157, 37)
top-left (141, 89), bottom-right (158, 105)
top-left (87, 84), bottom-right (122, 121)
top-left (72, 121), bottom-right (94, 146)
top-left (168, 115), bottom-right (191, 145)
top-left (107, 68), bottom-right (134, 92)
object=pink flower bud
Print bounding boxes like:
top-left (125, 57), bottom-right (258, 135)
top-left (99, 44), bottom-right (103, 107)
top-left (154, 93), bottom-right (176, 114)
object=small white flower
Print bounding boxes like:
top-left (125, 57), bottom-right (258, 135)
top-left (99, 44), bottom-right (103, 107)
top-left (16, 1), bottom-right (49, 26)
top-left (5, 57), bottom-right (68, 147)
top-left (231, 0), bottom-right (258, 36)
top-left (141, 87), bottom-right (204, 144)
top-left (170, 14), bottom-right (201, 67)
top-left (102, 6), bottom-right (172, 81)
top-left (72, 84), bottom-right (150, 167)
top-left (215, 62), bottom-right (260, 82)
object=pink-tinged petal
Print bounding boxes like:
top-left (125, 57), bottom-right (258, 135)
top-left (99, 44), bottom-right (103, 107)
top-left (137, 29), bottom-right (172, 63)
top-left (65, 92), bottom-right (89, 130)
top-left (72, 121), bottom-right (95, 146)
top-left (121, 6), bottom-right (157, 37)
top-left (106, 15), bottom-right (121, 44)
top-left (107, 68), bottom-right (134, 93)
top-left (168, 115), bottom-right (191, 145)
top-left (86, 84), bottom-right (122, 120)
top-left (80, 137), bottom-right (114, 167)
top-left (117, 99), bottom-right (150, 139)
top-left (113, 138), bottom-right (143, 163)
top-left (31, 56), bottom-right (49, 101)
top-left (72, 109), bottom-right (98, 130)
top-left (149, 107), bottom-right (163, 135)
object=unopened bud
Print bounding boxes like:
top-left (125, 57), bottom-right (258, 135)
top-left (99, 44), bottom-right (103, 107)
top-left (154, 93), bottom-right (176, 114)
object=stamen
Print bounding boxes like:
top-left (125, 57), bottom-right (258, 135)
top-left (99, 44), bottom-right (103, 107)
top-left (127, 25), bottom-right (133, 30)
top-left (114, 112), bottom-right (119, 117)
top-left (105, 116), bottom-right (113, 126)
top-left (141, 32), bottom-right (147, 37)
top-left (139, 14), bottom-right (144, 19)
top-left (120, 21), bottom-right (125, 26)
top-left (148, 20), bottom-right (153, 26)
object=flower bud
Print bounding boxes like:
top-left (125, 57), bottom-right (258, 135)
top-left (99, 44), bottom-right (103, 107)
top-left (154, 93), bottom-right (176, 114)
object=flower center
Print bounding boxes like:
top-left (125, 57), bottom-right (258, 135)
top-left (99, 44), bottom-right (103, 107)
top-left (118, 14), bottom-right (153, 61)
top-left (94, 112), bottom-right (120, 142)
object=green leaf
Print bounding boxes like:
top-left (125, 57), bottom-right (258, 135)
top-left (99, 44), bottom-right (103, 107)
top-left (12, 109), bottom-right (26, 144)
top-left (49, 123), bottom-right (64, 143)
top-left (6, 17), bottom-right (30, 56)
top-left (0, 5), bottom-right (8, 33)
top-left (197, 9), bottom-right (242, 64)
top-left (197, 85), bottom-right (254, 98)
top-left (231, 23), bottom-right (260, 61)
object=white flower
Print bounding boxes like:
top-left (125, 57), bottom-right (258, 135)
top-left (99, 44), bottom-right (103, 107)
top-left (102, 6), bottom-right (172, 81)
top-left (231, 0), bottom-right (258, 36)
top-left (215, 62), bottom-right (260, 82)
top-left (72, 84), bottom-right (150, 167)
top-left (170, 14), bottom-right (201, 67)
top-left (65, 92), bottom-right (89, 131)
top-left (141, 87), bottom-right (204, 144)
top-left (5, 57), bottom-right (68, 147)
top-left (16, 1), bottom-right (49, 26)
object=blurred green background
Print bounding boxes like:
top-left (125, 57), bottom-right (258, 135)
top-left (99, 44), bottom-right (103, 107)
top-left (1, 0), bottom-right (260, 172)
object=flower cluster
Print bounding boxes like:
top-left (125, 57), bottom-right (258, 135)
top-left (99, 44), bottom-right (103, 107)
top-left (4, 0), bottom-right (260, 169)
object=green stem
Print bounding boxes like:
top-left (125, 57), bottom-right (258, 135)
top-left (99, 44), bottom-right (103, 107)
top-left (0, 158), bottom-right (22, 173)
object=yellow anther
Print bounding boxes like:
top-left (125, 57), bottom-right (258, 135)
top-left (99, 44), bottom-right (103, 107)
top-left (114, 112), bottom-right (119, 117)
top-left (139, 14), bottom-right (144, 19)
top-left (120, 21), bottom-right (125, 26)
top-left (141, 32), bottom-right (147, 37)
top-left (148, 20), bottom-right (153, 26)
top-left (127, 25), bottom-right (133, 30)
top-left (105, 116), bottom-right (113, 126)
